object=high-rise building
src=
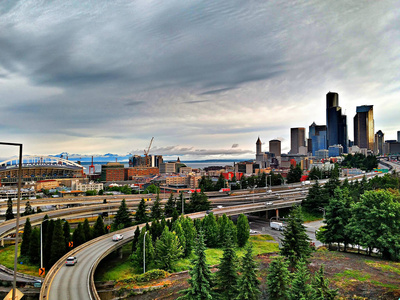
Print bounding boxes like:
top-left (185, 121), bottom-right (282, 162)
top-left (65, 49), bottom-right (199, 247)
top-left (290, 128), bottom-right (305, 154)
top-left (255, 137), bottom-right (269, 168)
top-left (354, 105), bottom-right (374, 151)
top-left (309, 122), bottom-right (327, 156)
top-left (374, 130), bottom-right (384, 155)
top-left (397, 131), bottom-right (400, 143)
top-left (269, 139), bottom-right (281, 157)
top-left (326, 92), bottom-right (348, 153)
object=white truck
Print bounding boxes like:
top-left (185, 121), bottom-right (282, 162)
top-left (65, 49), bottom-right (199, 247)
top-left (270, 221), bottom-right (284, 231)
top-left (301, 180), bottom-right (311, 186)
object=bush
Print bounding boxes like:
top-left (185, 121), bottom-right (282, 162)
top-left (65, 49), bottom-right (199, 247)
top-left (122, 269), bottom-right (169, 284)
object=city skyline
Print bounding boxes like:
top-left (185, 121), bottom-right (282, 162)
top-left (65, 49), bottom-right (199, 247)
top-left (0, 1), bottom-right (399, 159)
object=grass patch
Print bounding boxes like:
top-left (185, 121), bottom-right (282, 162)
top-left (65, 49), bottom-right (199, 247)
top-left (0, 245), bottom-right (39, 277)
top-left (97, 234), bottom-right (279, 281)
top-left (334, 270), bottom-right (371, 282)
top-left (301, 210), bottom-right (323, 222)
top-left (365, 260), bottom-right (400, 276)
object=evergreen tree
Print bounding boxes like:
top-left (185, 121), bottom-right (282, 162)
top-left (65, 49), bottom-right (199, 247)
top-left (83, 218), bottom-right (92, 242)
top-left (181, 216), bottom-right (196, 257)
top-left (266, 256), bottom-right (290, 300)
top-left (24, 201), bottom-right (34, 216)
top-left (215, 232), bottom-right (239, 299)
top-left (258, 172), bottom-right (267, 188)
top-left (287, 164), bottom-right (303, 183)
top-left (217, 214), bottom-right (230, 247)
top-left (289, 260), bottom-right (312, 300)
top-left (237, 214), bottom-right (250, 247)
top-left (135, 198), bottom-right (148, 224)
top-left (72, 223), bottom-right (86, 248)
top-left (164, 193), bottom-right (176, 217)
top-left (5, 199), bottom-right (14, 220)
top-left (302, 181), bottom-right (328, 214)
top-left (151, 193), bottom-right (163, 220)
top-left (21, 218), bottom-right (32, 257)
top-left (43, 219), bottom-right (55, 270)
top-left (49, 219), bottom-right (66, 267)
top-left (280, 206), bottom-right (312, 268)
top-left (63, 221), bottom-right (71, 252)
top-left (28, 228), bottom-right (40, 265)
top-left (150, 219), bottom-right (162, 242)
top-left (92, 215), bottom-right (106, 238)
top-left (114, 199), bottom-right (132, 228)
top-left (130, 228), bottom-right (154, 272)
top-left (235, 243), bottom-right (260, 300)
top-left (202, 212), bottom-right (219, 247)
top-left (155, 226), bottom-right (183, 271)
top-left (177, 192), bottom-right (186, 214)
top-left (215, 174), bottom-right (226, 191)
top-left (172, 219), bottom-right (187, 255)
top-left (311, 265), bottom-right (338, 300)
top-left (178, 231), bottom-right (213, 300)
top-left (131, 226), bottom-right (140, 252)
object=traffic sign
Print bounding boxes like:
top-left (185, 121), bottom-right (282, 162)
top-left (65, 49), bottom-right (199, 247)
top-left (39, 268), bottom-right (45, 276)
top-left (69, 241), bottom-right (73, 248)
top-left (4, 288), bottom-right (24, 300)
top-left (107, 225), bottom-right (111, 230)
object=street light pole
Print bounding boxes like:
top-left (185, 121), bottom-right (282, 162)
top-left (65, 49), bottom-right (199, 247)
top-left (252, 185), bottom-right (257, 203)
top-left (0, 142), bottom-right (23, 300)
top-left (143, 231), bottom-right (148, 273)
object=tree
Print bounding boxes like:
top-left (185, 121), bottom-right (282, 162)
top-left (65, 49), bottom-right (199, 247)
top-left (63, 221), bottom-right (71, 252)
top-left (172, 220), bottom-right (187, 255)
top-left (50, 219), bottom-right (66, 267)
top-left (202, 212), bottom-right (219, 248)
top-left (131, 226), bottom-right (141, 252)
top-left (43, 219), bottom-right (55, 270)
top-left (311, 265), bottom-right (338, 300)
top-left (151, 193), bottom-right (163, 220)
top-left (215, 174), bottom-right (226, 191)
top-left (217, 214), bottom-right (230, 247)
top-left (135, 198), bottom-right (148, 224)
top-left (181, 216), bottom-right (196, 257)
top-left (83, 218), bottom-right (92, 242)
top-left (287, 164), bottom-right (302, 183)
top-left (266, 256), bottom-right (290, 300)
top-left (237, 214), bottom-right (250, 247)
top-left (72, 223), bottom-right (86, 248)
top-left (280, 206), bottom-right (312, 267)
top-left (178, 231), bottom-right (213, 300)
top-left (302, 181), bottom-right (328, 214)
top-left (164, 193), bottom-right (176, 217)
top-left (235, 243), bottom-right (260, 300)
top-left (28, 228), bottom-right (40, 265)
top-left (215, 232), bottom-right (239, 299)
top-left (92, 215), bottom-right (105, 238)
top-left (21, 218), bottom-right (32, 257)
top-left (188, 191), bottom-right (211, 213)
top-left (114, 199), bottom-right (132, 228)
top-left (130, 228), bottom-right (154, 272)
top-left (289, 260), bottom-right (313, 300)
top-left (199, 175), bottom-right (215, 192)
top-left (155, 226), bottom-right (183, 271)
top-left (5, 199), bottom-right (14, 220)
top-left (24, 201), bottom-right (34, 216)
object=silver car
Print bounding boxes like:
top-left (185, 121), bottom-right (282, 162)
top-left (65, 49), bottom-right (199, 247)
top-left (65, 256), bottom-right (77, 266)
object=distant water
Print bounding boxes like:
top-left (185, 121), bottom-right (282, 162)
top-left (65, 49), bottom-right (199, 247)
top-left (80, 161), bottom-right (236, 174)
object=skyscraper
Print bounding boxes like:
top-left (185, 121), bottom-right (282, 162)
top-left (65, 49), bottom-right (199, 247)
top-left (326, 92), bottom-right (348, 153)
top-left (290, 128), bottom-right (305, 154)
top-left (374, 130), bottom-right (384, 155)
top-left (309, 122), bottom-right (327, 156)
top-left (269, 139), bottom-right (281, 157)
top-left (354, 105), bottom-right (374, 151)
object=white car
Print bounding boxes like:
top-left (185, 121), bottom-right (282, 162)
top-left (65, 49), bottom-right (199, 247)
top-left (249, 229), bottom-right (259, 234)
top-left (112, 234), bottom-right (124, 241)
top-left (65, 256), bottom-right (77, 266)
top-left (265, 202), bottom-right (273, 205)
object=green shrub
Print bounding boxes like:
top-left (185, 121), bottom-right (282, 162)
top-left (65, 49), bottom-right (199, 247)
top-left (122, 269), bottom-right (169, 284)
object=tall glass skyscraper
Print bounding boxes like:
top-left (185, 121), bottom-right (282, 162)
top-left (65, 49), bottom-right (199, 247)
top-left (354, 105), bottom-right (374, 151)
top-left (309, 122), bottom-right (327, 156)
top-left (326, 92), bottom-right (348, 153)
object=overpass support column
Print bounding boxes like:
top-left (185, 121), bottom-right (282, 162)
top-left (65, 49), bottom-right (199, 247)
top-left (275, 209), bottom-right (279, 219)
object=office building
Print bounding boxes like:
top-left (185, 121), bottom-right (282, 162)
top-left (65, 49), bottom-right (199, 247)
top-left (269, 139), bottom-right (281, 157)
top-left (328, 144), bottom-right (344, 157)
top-left (398, 131), bottom-right (400, 143)
top-left (315, 149), bottom-right (329, 160)
top-left (309, 122), bottom-right (327, 156)
top-left (374, 130), bottom-right (384, 155)
top-left (290, 128), bottom-right (306, 154)
top-left (354, 105), bottom-right (374, 151)
top-left (255, 137), bottom-right (269, 168)
top-left (326, 92), bottom-right (348, 153)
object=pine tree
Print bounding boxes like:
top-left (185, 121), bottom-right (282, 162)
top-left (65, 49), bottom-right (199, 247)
top-left (289, 260), bottom-right (313, 300)
top-left (266, 256), bottom-right (290, 300)
top-left (164, 193), bottom-right (176, 217)
top-left (63, 221), bottom-right (71, 252)
top-left (151, 193), bottom-right (163, 220)
top-left (217, 214), bottom-right (229, 247)
top-left (131, 226), bottom-right (140, 252)
top-left (280, 205), bottom-right (312, 268)
top-left (114, 199), bottom-right (132, 228)
top-left (237, 214), bottom-right (250, 247)
top-left (155, 226), bottom-right (183, 271)
top-left (215, 232), bottom-right (239, 299)
top-left (235, 243), bottom-right (260, 300)
top-left (24, 201), bottom-right (34, 216)
top-left (83, 218), bottom-right (92, 242)
top-left (135, 198), bottom-right (148, 224)
top-left (28, 228), bottom-right (40, 265)
top-left (178, 230), bottom-right (213, 300)
top-left (130, 228), bottom-right (154, 272)
top-left (43, 219), bottom-right (55, 270)
top-left (181, 216), bottom-right (196, 257)
top-left (172, 219), bottom-right (187, 255)
top-left (72, 223), bottom-right (86, 248)
top-left (202, 212), bottom-right (219, 247)
top-left (21, 218), bottom-right (32, 257)
top-left (311, 265), bottom-right (338, 300)
top-left (92, 215), bottom-right (106, 238)
top-left (50, 219), bottom-right (66, 267)
top-left (5, 199), bottom-right (14, 220)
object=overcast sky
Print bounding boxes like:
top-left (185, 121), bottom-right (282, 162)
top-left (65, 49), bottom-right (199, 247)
top-left (0, 1), bottom-right (399, 160)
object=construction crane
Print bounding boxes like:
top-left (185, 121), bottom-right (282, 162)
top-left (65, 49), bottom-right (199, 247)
top-left (144, 137), bottom-right (154, 167)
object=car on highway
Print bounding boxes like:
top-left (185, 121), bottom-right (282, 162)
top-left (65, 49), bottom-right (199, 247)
top-left (217, 205), bottom-right (224, 209)
top-left (112, 234), bottom-right (124, 241)
top-left (265, 202), bottom-right (273, 205)
top-left (249, 229), bottom-right (259, 234)
top-left (65, 256), bottom-right (77, 266)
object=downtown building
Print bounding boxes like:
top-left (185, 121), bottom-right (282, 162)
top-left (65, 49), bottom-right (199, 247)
top-left (326, 92), bottom-right (348, 153)
top-left (354, 105), bottom-right (374, 152)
